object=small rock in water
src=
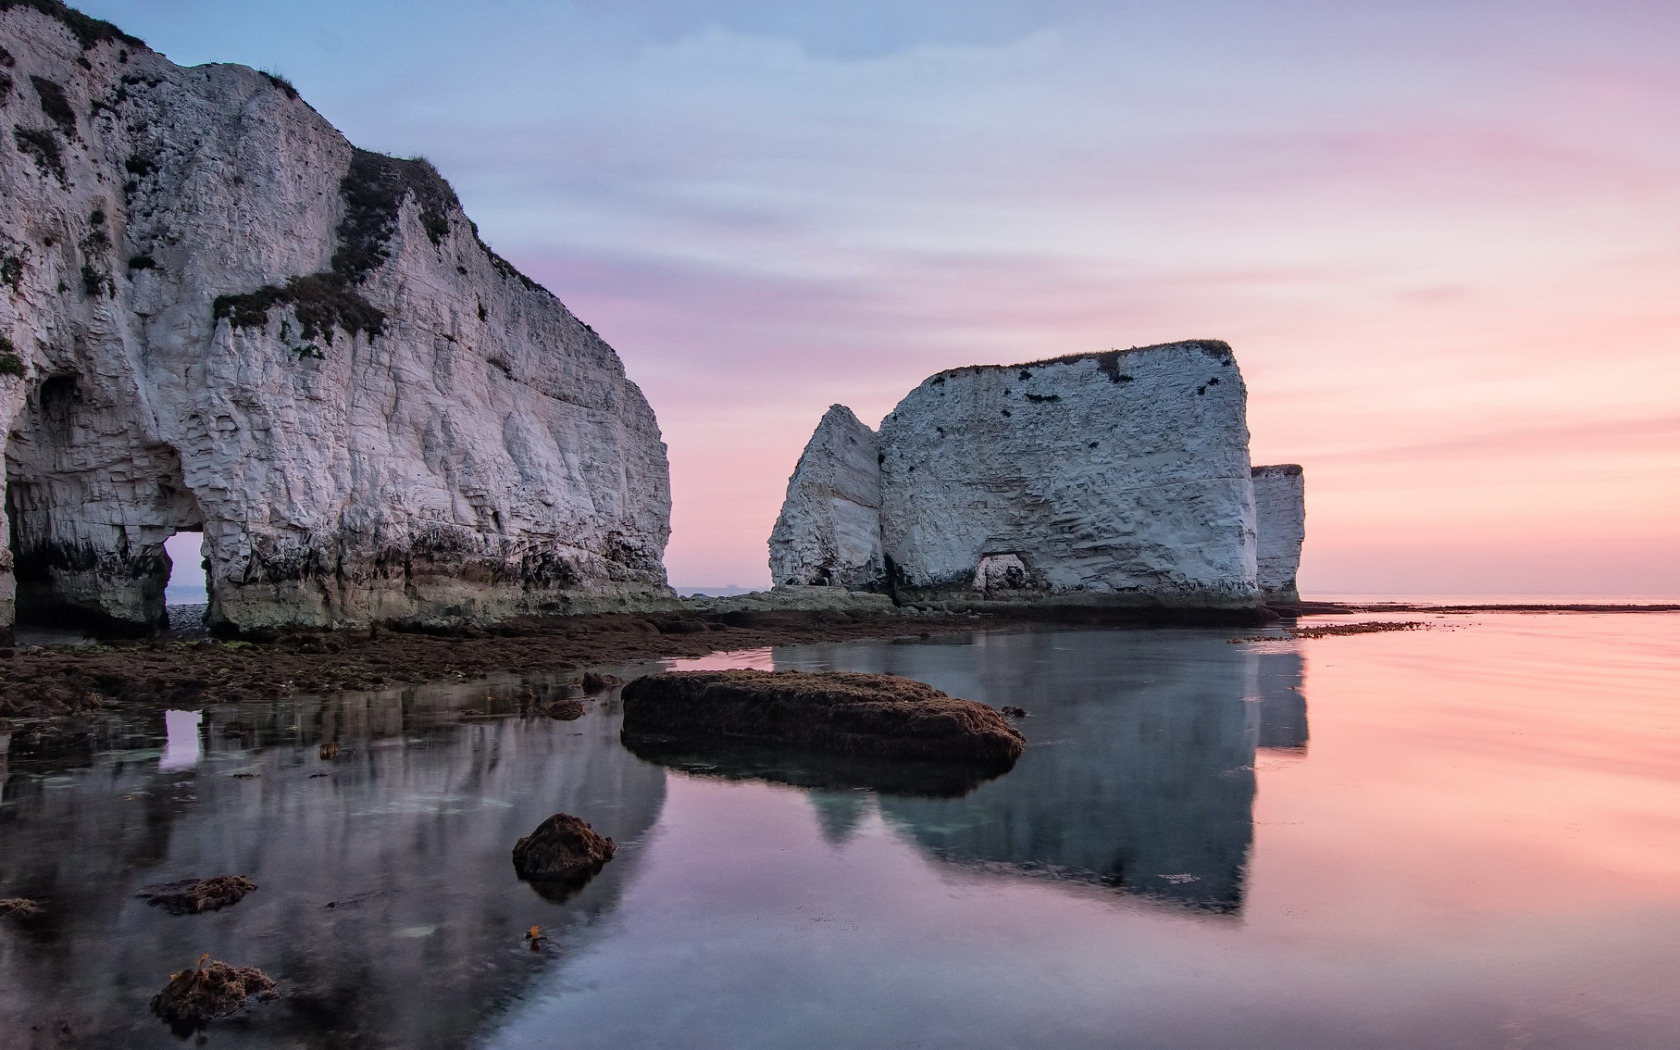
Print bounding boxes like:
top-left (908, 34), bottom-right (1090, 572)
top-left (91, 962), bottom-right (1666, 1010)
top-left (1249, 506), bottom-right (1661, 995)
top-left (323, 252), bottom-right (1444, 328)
top-left (512, 814), bottom-right (615, 898)
top-left (141, 876), bottom-right (258, 915)
top-left (579, 671), bottom-right (622, 694)
top-left (546, 699), bottom-right (586, 721)
top-left (150, 955), bottom-right (278, 1033)
top-left (0, 897), bottom-right (46, 922)
top-left (1000, 706), bottom-right (1028, 719)
top-left (319, 741), bottom-right (341, 760)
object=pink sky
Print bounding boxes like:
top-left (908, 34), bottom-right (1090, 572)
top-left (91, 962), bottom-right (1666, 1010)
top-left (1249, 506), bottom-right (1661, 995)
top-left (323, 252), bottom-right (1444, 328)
top-left (92, 0), bottom-right (1680, 594)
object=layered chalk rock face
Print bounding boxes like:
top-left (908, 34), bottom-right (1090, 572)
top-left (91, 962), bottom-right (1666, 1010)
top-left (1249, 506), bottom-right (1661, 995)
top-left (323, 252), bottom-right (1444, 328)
top-left (0, 6), bottom-right (671, 634)
top-left (1251, 465), bottom-right (1305, 603)
top-left (768, 404), bottom-right (884, 589)
top-left (878, 341), bottom-right (1259, 608)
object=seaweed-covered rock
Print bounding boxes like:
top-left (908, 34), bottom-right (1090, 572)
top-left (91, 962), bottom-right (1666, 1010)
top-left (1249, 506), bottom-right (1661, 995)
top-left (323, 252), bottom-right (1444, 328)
top-left (141, 875), bottom-right (258, 915)
top-left (546, 699), bottom-right (586, 721)
top-left (0, 896), bottom-right (45, 922)
top-left (579, 671), bottom-right (622, 694)
top-left (621, 670), bottom-right (1025, 770)
top-left (511, 813), bottom-right (615, 889)
top-left (150, 957), bottom-right (278, 1032)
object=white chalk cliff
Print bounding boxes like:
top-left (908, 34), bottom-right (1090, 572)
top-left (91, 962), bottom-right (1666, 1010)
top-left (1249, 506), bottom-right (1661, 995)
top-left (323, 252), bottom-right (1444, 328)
top-left (771, 341), bottom-right (1306, 612)
top-left (768, 404), bottom-right (883, 590)
top-left (0, 4), bottom-right (671, 635)
top-left (1251, 464), bottom-right (1305, 603)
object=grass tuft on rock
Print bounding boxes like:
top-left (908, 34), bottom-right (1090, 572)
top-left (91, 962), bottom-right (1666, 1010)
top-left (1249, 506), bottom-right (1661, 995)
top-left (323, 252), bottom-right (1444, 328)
top-left (0, 0), bottom-right (145, 50)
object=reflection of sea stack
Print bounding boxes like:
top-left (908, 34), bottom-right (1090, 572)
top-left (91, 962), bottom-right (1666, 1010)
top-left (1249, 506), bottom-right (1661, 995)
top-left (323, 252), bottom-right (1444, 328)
top-left (770, 342), bottom-right (1306, 614)
top-left (1256, 650), bottom-right (1309, 751)
top-left (795, 630), bottom-right (1288, 913)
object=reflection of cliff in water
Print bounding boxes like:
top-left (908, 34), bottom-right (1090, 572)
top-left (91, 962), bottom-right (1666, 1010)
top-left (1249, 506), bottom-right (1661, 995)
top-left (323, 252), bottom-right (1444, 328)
top-left (773, 630), bottom-right (1306, 913)
top-left (1255, 650), bottom-right (1309, 751)
top-left (0, 679), bottom-right (665, 1050)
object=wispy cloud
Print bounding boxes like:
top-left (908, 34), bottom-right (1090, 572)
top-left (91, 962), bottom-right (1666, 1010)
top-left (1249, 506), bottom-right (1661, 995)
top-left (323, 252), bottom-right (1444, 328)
top-left (83, 0), bottom-right (1680, 592)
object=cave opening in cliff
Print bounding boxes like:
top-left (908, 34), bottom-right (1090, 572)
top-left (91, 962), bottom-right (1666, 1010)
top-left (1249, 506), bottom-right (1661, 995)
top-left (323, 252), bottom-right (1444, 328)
top-left (4, 370), bottom-right (211, 636)
top-left (162, 530), bottom-right (209, 623)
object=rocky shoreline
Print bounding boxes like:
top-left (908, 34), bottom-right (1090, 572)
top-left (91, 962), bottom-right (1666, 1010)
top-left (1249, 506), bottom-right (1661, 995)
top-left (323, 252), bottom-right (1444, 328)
top-left (1, 599), bottom-right (1673, 753)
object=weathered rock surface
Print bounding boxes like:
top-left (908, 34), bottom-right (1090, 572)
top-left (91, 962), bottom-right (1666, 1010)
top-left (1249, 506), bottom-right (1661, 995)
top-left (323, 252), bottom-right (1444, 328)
top-left (0, 5), bottom-right (670, 636)
top-left (149, 958), bottom-right (277, 1032)
top-left (878, 342), bottom-right (1257, 608)
top-left (1251, 464), bottom-right (1305, 603)
top-left (770, 341), bottom-right (1310, 613)
top-left (621, 669), bottom-right (1025, 770)
top-left (140, 874), bottom-right (257, 915)
top-left (768, 404), bottom-right (884, 589)
top-left (511, 812), bottom-right (615, 889)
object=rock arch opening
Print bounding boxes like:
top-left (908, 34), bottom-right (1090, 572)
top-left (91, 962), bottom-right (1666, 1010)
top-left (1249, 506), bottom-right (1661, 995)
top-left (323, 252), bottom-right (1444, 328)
top-left (4, 372), bottom-right (206, 637)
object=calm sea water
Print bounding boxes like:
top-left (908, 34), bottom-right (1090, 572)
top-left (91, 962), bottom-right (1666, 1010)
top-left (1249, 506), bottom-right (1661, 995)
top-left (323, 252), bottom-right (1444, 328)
top-left (1, 612), bottom-right (1677, 1049)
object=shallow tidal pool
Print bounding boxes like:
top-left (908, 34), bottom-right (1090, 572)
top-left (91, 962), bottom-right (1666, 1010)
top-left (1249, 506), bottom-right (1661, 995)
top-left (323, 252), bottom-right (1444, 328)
top-left (2, 613), bottom-right (1678, 1049)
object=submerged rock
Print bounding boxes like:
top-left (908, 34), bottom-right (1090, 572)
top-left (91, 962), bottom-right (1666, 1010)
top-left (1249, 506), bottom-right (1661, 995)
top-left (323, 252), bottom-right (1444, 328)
top-left (579, 671), bottom-right (622, 694)
top-left (511, 813), bottom-right (615, 894)
top-left (620, 670), bottom-right (1025, 770)
top-left (141, 875), bottom-right (258, 915)
top-left (621, 735), bottom-right (1010, 798)
top-left (546, 698), bottom-right (586, 721)
top-left (0, 897), bottom-right (45, 922)
top-left (0, 6), bottom-right (671, 638)
top-left (150, 957), bottom-right (278, 1032)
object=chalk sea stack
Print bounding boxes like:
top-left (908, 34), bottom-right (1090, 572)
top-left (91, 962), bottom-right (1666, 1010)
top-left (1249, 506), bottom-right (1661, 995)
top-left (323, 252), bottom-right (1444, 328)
top-left (0, 3), bottom-right (671, 638)
top-left (621, 669), bottom-right (1026, 771)
top-left (1251, 464), bottom-right (1305, 603)
top-left (770, 341), bottom-right (1306, 615)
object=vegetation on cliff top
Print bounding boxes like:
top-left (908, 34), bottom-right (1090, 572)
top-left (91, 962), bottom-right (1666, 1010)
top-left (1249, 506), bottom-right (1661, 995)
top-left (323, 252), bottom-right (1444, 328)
top-left (0, 0), bottom-right (145, 51)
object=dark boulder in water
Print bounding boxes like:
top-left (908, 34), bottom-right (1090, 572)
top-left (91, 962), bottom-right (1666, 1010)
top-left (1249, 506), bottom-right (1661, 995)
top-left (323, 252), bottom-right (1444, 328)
top-left (620, 670), bottom-right (1025, 771)
top-left (621, 735), bottom-right (1009, 798)
top-left (150, 957), bottom-right (278, 1033)
top-left (512, 813), bottom-right (615, 898)
top-left (580, 671), bottom-right (622, 694)
top-left (546, 698), bottom-right (586, 720)
top-left (141, 876), bottom-right (258, 915)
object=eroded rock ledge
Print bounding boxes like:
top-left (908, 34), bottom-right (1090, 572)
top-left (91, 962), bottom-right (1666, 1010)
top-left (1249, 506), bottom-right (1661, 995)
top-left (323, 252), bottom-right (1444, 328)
top-left (0, 4), bottom-right (671, 637)
top-left (621, 669), bottom-right (1025, 772)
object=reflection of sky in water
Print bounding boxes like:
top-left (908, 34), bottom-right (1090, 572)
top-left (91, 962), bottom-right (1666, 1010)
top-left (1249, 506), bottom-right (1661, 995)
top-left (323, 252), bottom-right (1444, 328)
top-left (0, 616), bottom-right (1676, 1049)
top-left (158, 709), bottom-right (202, 770)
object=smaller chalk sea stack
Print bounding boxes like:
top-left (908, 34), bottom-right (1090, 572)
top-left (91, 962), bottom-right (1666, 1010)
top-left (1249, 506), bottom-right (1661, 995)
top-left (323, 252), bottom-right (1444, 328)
top-left (512, 813), bottom-right (616, 889)
top-left (1251, 464), bottom-right (1306, 603)
top-left (621, 670), bottom-right (1025, 771)
top-left (770, 341), bottom-right (1307, 614)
